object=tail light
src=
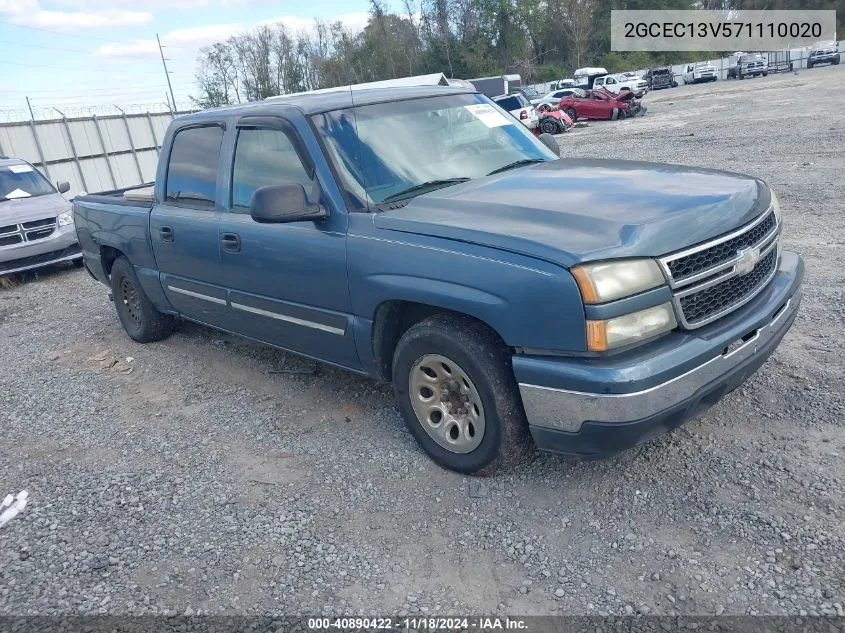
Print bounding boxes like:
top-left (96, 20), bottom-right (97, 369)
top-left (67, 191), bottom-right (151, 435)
top-left (520, 110), bottom-right (528, 120)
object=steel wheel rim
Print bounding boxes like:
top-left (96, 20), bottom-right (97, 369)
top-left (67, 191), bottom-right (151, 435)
top-left (120, 277), bottom-right (142, 325)
top-left (408, 354), bottom-right (485, 454)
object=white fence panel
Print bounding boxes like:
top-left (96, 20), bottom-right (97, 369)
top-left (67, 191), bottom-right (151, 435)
top-left (0, 109), bottom-right (181, 198)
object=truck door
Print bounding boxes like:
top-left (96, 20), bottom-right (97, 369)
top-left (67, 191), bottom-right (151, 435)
top-left (216, 116), bottom-right (360, 370)
top-left (150, 123), bottom-right (229, 327)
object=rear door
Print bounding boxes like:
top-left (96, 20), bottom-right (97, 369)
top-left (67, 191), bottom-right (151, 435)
top-left (216, 115), bottom-right (360, 369)
top-left (150, 123), bottom-right (229, 326)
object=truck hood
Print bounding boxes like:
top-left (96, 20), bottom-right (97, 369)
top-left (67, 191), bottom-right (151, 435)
top-left (0, 193), bottom-right (69, 224)
top-left (373, 159), bottom-right (767, 269)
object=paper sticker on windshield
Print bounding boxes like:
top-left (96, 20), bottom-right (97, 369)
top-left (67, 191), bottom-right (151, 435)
top-left (464, 104), bottom-right (513, 128)
top-left (8, 164), bottom-right (33, 174)
top-left (5, 188), bottom-right (31, 199)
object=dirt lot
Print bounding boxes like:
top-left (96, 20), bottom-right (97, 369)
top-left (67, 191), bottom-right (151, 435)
top-left (1, 66), bottom-right (844, 618)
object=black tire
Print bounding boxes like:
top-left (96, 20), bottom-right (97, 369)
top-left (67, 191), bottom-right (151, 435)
top-left (617, 108), bottom-right (627, 120)
top-left (833, 57), bottom-right (840, 66)
top-left (392, 313), bottom-right (532, 475)
top-left (539, 117), bottom-right (559, 135)
top-left (738, 73), bottom-right (744, 80)
top-left (110, 256), bottom-right (175, 343)
top-left (72, 258), bottom-right (84, 268)
top-left (564, 107), bottom-right (577, 122)
top-left (807, 61), bottom-right (813, 69)
top-left (762, 72), bottom-right (768, 77)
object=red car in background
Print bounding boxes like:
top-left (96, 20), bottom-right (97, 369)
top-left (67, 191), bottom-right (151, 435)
top-left (559, 88), bottom-right (630, 121)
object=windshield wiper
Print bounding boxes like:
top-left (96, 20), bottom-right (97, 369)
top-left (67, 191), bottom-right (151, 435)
top-left (380, 178), bottom-right (470, 204)
top-left (487, 158), bottom-right (546, 176)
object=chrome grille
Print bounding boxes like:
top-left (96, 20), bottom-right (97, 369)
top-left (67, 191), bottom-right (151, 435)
top-left (0, 216), bottom-right (57, 247)
top-left (660, 207), bottom-right (780, 329)
top-left (679, 249), bottom-right (777, 324)
top-left (667, 211), bottom-right (776, 281)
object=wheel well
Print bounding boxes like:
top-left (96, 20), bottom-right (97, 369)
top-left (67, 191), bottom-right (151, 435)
top-left (371, 301), bottom-right (506, 382)
top-left (99, 245), bottom-right (123, 277)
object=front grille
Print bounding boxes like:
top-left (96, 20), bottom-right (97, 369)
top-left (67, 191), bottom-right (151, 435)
top-left (0, 234), bottom-right (23, 247)
top-left (0, 216), bottom-right (57, 248)
top-left (22, 218), bottom-right (55, 229)
top-left (667, 210), bottom-right (776, 281)
top-left (660, 206), bottom-right (780, 329)
top-left (679, 248), bottom-right (777, 326)
top-left (26, 227), bottom-right (54, 240)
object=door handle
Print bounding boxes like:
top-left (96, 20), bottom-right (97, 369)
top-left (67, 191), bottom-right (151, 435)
top-left (221, 232), bottom-right (241, 253)
top-left (159, 226), bottom-right (174, 242)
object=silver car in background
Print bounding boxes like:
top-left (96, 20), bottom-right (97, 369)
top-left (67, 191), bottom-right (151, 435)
top-left (0, 157), bottom-right (80, 276)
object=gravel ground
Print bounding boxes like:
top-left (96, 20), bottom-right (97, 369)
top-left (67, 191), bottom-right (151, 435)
top-left (1, 66), bottom-right (844, 618)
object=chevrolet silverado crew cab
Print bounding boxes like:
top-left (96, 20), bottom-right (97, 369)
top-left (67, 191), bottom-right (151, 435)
top-left (1, 157), bottom-right (79, 275)
top-left (74, 86), bottom-right (803, 475)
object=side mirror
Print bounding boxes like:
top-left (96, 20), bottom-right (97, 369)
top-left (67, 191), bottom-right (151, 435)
top-left (537, 133), bottom-right (560, 157)
top-left (57, 181), bottom-right (70, 194)
top-left (249, 183), bottom-right (326, 224)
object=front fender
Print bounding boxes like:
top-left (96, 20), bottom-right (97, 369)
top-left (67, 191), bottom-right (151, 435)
top-left (347, 215), bottom-right (587, 354)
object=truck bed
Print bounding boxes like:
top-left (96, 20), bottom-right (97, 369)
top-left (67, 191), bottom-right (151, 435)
top-left (74, 183), bottom-right (155, 209)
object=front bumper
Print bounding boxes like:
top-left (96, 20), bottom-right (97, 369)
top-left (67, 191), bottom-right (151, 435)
top-left (515, 251), bottom-right (803, 457)
top-left (810, 53), bottom-right (839, 63)
top-left (0, 224), bottom-right (81, 275)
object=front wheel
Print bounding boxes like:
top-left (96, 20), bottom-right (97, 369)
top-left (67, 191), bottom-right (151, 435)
top-left (110, 256), bottom-right (175, 343)
top-left (564, 107), bottom-right (577, 122)
top-left (807, 61), bottom-right (813, 69)
top-left (392, 314), bottom-right (532, 475)
top-left (539, 117), bottom-right (560, 135)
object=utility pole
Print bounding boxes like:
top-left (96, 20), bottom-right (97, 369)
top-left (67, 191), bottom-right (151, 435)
top-left (26, 96), bottom-right (35, 121)
top-left (157, 33), bottom-right (177, 114)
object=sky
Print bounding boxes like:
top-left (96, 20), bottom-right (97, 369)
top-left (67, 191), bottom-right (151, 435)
top-left (0, 0), bottom-right (377, 120)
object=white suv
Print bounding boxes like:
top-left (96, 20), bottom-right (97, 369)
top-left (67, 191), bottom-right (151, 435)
top-left (492, 93), bottom-right (539, 129)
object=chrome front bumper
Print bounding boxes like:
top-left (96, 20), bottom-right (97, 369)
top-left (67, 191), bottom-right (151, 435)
top-left (519, 290), bottom-right (799, 434)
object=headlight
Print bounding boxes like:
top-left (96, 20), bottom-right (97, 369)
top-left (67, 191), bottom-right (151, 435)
top-left (586, 302), bottom-right (677, 351)
top-left (770, 189), bottom-right (782, 225)
top-left (58, 211), bottom-right (74, 227)
top-left (571, 258), bottom-right (666, 303)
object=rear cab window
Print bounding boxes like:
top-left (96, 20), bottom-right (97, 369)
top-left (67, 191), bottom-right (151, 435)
top-left (165, 125), bottom-right (224, 209)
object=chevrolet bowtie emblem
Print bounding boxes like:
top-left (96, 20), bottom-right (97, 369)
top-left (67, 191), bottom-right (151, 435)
top-left (735, 247), bottom-right (761, 276)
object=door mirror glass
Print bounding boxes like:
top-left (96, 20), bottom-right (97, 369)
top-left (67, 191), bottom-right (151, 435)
top-left (249, 183), bottom-right (326, 223)
top-left (57, 181), bottom-right (70, 194)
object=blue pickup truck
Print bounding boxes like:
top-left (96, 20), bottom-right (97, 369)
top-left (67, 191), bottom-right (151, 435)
top-left (73, 86), bottom-right (803, 474)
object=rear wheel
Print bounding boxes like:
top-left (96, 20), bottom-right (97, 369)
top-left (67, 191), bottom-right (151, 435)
top-left (392, 314), bottom-right (532, 475)
top-left (110, 256), bottom-right (175, 343)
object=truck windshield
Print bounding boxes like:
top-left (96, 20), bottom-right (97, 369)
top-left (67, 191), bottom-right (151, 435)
top-left (312, 92), bottom-right (556, 209)
top-left (0, 164), bottom-right (55, 202)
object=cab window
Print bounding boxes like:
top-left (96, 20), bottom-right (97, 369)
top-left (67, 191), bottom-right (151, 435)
top-left (231, 127), bottom-right (313, 210)
top-left (165, 125), bottom-right (224, 209)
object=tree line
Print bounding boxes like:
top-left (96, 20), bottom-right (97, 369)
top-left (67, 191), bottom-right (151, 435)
top-left (192, 0), bottom-right (844, 108)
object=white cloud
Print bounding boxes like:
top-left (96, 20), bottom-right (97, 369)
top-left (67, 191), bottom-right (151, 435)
top-left (0, 0), bottom-right (151, 29)
top-left (97, 13), bottom-right (370, 58)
